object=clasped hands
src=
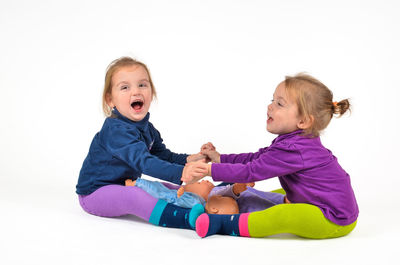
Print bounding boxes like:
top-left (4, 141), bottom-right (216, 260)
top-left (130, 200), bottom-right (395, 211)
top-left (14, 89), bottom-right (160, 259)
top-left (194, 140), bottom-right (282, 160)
top-left (182, 142), bottom-right (220, 184)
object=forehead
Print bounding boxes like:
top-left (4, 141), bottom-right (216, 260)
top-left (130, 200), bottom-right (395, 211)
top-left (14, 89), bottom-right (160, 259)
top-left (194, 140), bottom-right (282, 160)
top-left (274, 81), bottom-right (297, 102)
top-left (112, 65), bottom-right (149, 82)
top-left (274, 82), bottom-right (287, 97)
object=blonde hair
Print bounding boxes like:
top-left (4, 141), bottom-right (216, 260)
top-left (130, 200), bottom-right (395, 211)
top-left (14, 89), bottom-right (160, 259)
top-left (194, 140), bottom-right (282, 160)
top-left (102, 56), bottom-right (157, 116)
top-left (284, 73), bottom-right (350, 137)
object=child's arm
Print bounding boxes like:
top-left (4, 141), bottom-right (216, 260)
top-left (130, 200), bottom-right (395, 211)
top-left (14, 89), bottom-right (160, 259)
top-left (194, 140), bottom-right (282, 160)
top-left (186, 153), bottom-right (207, 163)
top-left (103, 122), bottom-right (185, 185)
top-left (149, 126), bottom-right (189, 165)
top-left (181, 161), bottom-right (209, 184)
top-left (218, 147), bottom-right (270, 165)
top-left (211, 146), bottom-right (303, 183)
top-left (201, 142), bottom-right (270, 165)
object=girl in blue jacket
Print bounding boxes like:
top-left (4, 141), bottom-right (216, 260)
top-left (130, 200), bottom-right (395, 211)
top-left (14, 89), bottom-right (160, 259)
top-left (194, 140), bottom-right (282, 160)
top-left (76, 57), bottom-right (208, 229)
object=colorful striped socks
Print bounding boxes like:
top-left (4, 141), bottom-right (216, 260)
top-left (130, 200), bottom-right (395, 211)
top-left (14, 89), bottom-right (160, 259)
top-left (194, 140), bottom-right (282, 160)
top-left (195, 213), bottom-right (250, 237)
top-left (149, 200), bottom-right (204, 229)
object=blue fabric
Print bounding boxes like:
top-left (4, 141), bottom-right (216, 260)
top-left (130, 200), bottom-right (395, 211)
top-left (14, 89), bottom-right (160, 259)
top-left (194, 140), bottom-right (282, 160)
top-left (157, 204), bottom-right (193, 229)
top-left (76, 109), bottom-right (188, 195)
top-left (189, 204), bottom-right (205, 228)
top-left (135, 178), bottom-right (206, 208)
top-left (203, 214), bottom-right (241, 237)
top-left (149, 200), bottom-right (168, 225)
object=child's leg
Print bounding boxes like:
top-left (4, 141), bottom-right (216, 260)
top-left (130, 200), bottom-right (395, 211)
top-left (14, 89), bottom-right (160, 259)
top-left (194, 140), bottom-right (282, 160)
top-left (150, 200), bottom-right (204, 229)
top-left (79, 184), bottom-right (157, 220)
top-left (78, 185), bottom-right (203, 229)
top-left (246, 203), bottom-right (356, 238)
top-left (196, 203), bottom-right (356, 238)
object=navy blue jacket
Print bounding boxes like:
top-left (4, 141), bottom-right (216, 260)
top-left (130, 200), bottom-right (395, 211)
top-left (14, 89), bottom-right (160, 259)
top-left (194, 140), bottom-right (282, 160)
top-left (76, 110), bottom-right (188, 195)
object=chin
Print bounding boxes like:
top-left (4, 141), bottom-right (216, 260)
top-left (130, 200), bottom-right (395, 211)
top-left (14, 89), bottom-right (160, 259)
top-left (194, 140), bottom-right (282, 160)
top-left (129, 112), bottom-right (147, 122)
top-left (266, 127), bottom-right (275, 134)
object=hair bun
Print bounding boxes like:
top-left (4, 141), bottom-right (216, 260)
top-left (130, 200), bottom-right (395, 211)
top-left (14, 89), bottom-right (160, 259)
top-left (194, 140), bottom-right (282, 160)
top-left (333, 99), bottom-right (351, 116)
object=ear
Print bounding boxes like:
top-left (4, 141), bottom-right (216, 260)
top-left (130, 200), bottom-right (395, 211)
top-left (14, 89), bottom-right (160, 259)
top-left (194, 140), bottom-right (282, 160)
top-left (209, 207), bottom-right (219, 214)
top-left (297, 115), bottom-right (314, 130)
top-left (106, 93), bottom-right (114, 108)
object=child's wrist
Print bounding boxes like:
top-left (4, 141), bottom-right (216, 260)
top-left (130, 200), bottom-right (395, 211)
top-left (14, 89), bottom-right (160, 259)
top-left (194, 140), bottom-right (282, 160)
top-left (207, 164), bottom-right (212, 176)
top-left (217, 155), bottom-right (221, 163)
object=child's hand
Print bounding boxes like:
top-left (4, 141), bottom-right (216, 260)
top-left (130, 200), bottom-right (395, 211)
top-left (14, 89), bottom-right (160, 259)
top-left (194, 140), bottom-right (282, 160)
top-left (232, 182), bottom-right (255, 195)
top-left (187, 152), bottom-right (206, 163)
top-left (201, 149), bottom-right (221, 163)
top-left (181, 161), bottom-right (209, 184)
top-left (177, 186), bottom-right (184, 198)
top-left (200, 142), bottom-right (217, 163)
top-left (201, 142), bottom-right (216, 152)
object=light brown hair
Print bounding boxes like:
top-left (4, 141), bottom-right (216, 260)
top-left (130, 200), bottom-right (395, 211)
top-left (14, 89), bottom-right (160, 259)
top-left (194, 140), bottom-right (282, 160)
top-left (285, 73), bottom-right (350, 137)
top-left (102, 56), bottom-right (157, 116)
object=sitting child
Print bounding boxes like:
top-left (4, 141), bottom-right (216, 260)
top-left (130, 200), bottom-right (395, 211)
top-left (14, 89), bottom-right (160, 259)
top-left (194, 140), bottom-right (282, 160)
top-left (125, 179), bottom-right (287, 215)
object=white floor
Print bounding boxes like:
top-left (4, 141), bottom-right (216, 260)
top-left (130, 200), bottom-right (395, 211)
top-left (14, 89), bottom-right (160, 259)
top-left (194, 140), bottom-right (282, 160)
top-left (1, 179), bottom-right (398, 265)
top-left (1, 1), bottom-right (399, 264)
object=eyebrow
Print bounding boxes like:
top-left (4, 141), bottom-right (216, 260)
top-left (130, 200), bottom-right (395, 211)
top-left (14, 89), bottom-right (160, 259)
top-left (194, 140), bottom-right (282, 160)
top-left (273, 94), bottom-right (288, 103)
top-left (114, 79), bottom-right (149, 87)
top-left (113, 81), bottom-right (129, 88)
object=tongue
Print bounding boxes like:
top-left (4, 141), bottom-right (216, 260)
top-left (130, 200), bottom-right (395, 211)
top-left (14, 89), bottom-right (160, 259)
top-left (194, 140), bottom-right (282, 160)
top-left (133, 104), bottom-right (141, 110)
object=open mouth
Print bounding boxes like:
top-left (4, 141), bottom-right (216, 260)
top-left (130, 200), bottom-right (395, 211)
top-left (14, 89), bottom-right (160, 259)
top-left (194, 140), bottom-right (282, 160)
top-left (131, 99), bottom-right (144, 111)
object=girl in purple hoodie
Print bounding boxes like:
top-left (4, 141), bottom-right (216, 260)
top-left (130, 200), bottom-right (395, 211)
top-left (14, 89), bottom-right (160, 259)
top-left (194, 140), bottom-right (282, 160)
top-left (182, 73), bottom-right (359, 238)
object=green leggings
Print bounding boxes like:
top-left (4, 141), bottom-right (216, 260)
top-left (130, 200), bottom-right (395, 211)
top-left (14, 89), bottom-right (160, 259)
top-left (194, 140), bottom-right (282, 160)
top-left (246, 189), bottom-right (357, 238)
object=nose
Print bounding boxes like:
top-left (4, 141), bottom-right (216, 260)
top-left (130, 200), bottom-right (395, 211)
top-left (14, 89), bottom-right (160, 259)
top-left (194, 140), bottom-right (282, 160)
top-left (267, 102), bottom-right (273, 112)
top-left (131, 85), bottom-right (141, 95)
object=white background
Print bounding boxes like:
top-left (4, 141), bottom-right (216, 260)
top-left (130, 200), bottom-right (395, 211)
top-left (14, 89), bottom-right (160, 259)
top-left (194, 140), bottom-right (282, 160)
top-left (1, 0), bottom-right (399, 264)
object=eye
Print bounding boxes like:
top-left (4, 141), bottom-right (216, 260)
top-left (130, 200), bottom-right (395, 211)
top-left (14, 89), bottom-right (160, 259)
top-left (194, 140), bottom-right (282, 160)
top-left (121, 85), bottom-right (128, 90)
top-left (138, 83), bottom-right (148, 88)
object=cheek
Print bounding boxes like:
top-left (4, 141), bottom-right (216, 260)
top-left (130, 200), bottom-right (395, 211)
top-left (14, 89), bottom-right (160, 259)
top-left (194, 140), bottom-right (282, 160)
top-left (145, 90), bottom-right (153, 102)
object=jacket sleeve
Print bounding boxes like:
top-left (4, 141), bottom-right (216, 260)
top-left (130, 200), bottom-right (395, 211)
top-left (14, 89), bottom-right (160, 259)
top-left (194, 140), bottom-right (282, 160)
top-left (100, 123), bottom-right (183, 184)
top-left (221, 147), bottom-right (269, 164)
top-left (212, 144), bottom-right (304, 183)
top-left (149, 126), bottom-right (188, 165)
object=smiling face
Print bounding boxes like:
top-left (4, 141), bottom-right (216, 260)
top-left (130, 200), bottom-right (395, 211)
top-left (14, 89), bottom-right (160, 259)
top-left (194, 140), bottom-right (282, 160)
top-left (106, 65), bottom-right (153, 122)
top-left (266, 82), bottom-right (303, 135)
